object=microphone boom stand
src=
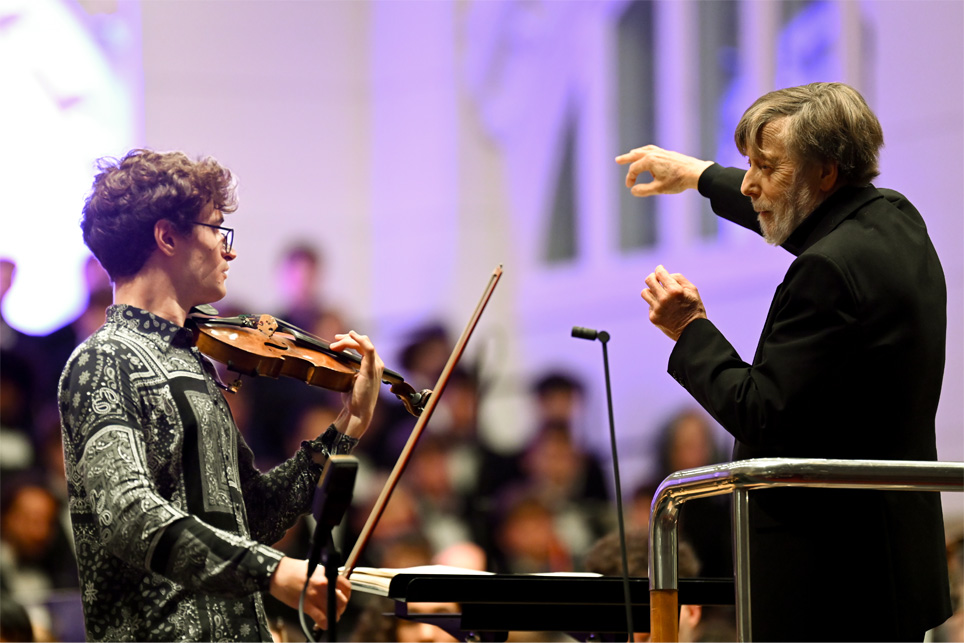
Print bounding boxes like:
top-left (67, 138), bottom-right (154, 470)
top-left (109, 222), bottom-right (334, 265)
top-left (572, 326), bottom-right (635, 639)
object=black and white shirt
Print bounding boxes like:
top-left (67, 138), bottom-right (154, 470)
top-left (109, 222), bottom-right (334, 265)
top-left (59, 305), bottom-right (342, 641)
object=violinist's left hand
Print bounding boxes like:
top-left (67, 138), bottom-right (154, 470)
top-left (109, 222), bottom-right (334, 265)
top-left (328, 331), bottom-right (384, 439)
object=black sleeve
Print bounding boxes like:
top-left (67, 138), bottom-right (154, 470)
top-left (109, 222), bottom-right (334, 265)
top-left (667, 251), bottom-right (859, 449)
top-left (697, 164), bottom-right (761, 235)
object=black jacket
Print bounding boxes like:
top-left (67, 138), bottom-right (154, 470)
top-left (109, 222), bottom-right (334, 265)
top-left (667, 164), bottom-right (951, 640)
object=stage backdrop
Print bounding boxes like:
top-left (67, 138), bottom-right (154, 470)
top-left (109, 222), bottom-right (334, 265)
top-left (2, 0), bottom-right (960, 516)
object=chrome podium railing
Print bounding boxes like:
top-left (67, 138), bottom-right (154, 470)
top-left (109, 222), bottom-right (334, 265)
top-left (648, 458), bottom-right (964, 642)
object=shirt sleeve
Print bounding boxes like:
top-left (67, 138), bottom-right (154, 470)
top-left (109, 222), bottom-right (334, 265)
top-left (235, 436), bottom-right (321, 545)
top-left (236, 425), bottom-right (359, 545)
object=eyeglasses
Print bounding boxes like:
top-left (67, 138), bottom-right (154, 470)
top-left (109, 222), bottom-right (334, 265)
top-left (193, 222), bottom-right (234, 253)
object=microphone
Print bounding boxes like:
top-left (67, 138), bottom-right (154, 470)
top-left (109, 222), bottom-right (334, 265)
top-left (302, 455), bottom-right (358, 642)
top-left (571, 326), bottom-right (610, 342)
top-left (571, 325), bottom-right (634, 639)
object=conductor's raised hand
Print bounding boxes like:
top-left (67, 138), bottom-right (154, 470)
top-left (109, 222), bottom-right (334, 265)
top-left (615, 145), bottom-right (714, 197)
top-left (328, 330), bottom-right (384, 439)
top-left (641, 265), bottom-right (707, 341)
top-left (269, 557), bottom-right (351, 631)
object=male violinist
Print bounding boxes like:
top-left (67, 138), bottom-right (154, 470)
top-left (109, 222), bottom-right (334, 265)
top-left (58, 149), bottom-right (385, 641)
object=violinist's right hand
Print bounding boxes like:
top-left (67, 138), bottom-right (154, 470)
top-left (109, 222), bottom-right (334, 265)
top-left (328, 330), bottom-right (384, 440)
top-left (269, 557), bottom-right (350, 630)
top-left (615, 145), bottom-right (714, 197)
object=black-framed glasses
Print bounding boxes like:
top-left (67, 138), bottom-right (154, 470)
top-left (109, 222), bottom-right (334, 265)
top-left (193, 222), bottom-right (234, 253)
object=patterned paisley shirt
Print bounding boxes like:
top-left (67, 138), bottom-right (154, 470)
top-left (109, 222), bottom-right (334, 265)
top-left (59, 305), bottom-right (348, 642)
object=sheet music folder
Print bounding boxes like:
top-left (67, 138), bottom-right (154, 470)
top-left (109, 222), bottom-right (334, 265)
top-left (353, 569), bottom-right (734, 641)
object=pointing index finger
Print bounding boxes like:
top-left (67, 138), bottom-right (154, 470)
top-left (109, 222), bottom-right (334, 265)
top-left (615, 150), bottom-right (640, 165)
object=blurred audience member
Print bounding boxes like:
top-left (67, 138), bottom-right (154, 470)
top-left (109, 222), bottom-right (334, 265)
top-left (0, 350), bottom-right (37, 473)
top-left (350, 595), bottom-right (460, 643)
top-left (0, 593), bottom-right (35, 642)
top-left (444, 368), bottom-right (522, 503)
top-left (518, 420), bottom-right (611, 559)
top-left (628, 480), bottom-right (659, 535)
top-left (583, 529), bottom-right (718, 642)
top-left (0, 471), bottom-right (79, 636)
top-left (522, 420), bottom-right (610, 506)
top-left (532, 371), bottom-right (586, 428)
top-left (242, 362), bottom-right (341, 469)
top-left (349, 537), bottom-right (475, 643)
top-left (276, 242), bottom-right (327, 332)
top-left (654, 407), bottom-right (725, 477)
top-left (347, 476), bottom-right (425, 570)
top-left (377, 531), bottom-right (435, 570)
top-left (1, 258), bottom-right (40, 471)
top-left (0, 258), bottom-right (30, 353)
top-left (242, 242), bottom-right (353, 468)
top-left (406, 433), bottom-right (473, 553)
top-left (395, 601), bottom-right (461, 643)
top-left (400, 323), bottom-right (452, 392)
top-left (650, 408), bottom-right (732, 578)
top-left (433, 541), bottom-right (487, 572)
top-left (492, 489), bottom-right (571, 574)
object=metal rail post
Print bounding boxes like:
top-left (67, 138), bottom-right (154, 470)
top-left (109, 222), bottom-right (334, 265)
top-left (648, 458), bottom-right (964, 642)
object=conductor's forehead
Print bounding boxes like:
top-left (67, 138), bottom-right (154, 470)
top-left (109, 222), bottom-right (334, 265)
top-left (747, 118), bottom-right (789, 159)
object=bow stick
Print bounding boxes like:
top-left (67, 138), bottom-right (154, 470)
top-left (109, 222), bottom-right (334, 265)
top-left (342, 264), bottom-right (503, 576)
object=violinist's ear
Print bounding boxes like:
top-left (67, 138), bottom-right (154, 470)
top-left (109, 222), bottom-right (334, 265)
top-left (154, 219), bottom-right (179, 257)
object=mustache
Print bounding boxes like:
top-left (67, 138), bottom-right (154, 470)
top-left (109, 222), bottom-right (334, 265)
top-left (752, 199), bottom-right (772, 212)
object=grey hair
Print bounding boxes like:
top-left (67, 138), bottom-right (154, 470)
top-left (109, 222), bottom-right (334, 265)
top-left (735, 82), bottom-right (884, 186)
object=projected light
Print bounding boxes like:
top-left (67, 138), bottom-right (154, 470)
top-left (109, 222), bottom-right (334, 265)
top-left (0, 0), bottom-right (139, 335)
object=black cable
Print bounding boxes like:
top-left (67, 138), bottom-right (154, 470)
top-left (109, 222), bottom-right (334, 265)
top-left (299, 560), bottom-right (317, 643)
top-left (323, 544), bottom-right (341, 642)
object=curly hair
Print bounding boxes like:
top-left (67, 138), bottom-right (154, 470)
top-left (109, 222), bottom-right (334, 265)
top-left (735, 82), bottom-right (884, 186)
top-left (81, 149), bottom-right (237, 280)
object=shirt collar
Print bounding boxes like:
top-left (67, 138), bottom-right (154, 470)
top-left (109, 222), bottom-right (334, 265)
top-left (107, 305), bottom-right (195, 351)
top-left (781, 184), bottom-right (884, 256)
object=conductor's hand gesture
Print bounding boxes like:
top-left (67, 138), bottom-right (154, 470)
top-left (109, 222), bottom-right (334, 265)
top-left (616, 145), bottom-right (714, 197)
top-left (641, 265), bottom-right (707, 341)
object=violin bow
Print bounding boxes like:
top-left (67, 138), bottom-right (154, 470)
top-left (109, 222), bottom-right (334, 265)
top-left (341, 264), bottom-right (503, 576)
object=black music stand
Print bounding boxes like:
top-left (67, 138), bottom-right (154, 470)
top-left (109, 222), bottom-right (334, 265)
top-left (364, 573), bottom-right (734, 642)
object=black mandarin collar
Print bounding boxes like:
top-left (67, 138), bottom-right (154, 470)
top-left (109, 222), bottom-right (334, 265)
top-left (107, 305), bottom-right (196, 351)
top-left (780, 184), bottom-right (883, 256)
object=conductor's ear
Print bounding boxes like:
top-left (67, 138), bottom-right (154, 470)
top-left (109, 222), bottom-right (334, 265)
top-left (154, 219), bottom-right (179, 257)
top-left (819, 161), bottom-right (839, 192)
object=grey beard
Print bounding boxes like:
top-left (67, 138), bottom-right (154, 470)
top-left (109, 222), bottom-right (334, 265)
top-left (759, 177), bottom-right (820, 246)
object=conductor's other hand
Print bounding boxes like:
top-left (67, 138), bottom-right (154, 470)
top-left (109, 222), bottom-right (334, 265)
top-left (328, 330), bottom-right (385, 439)
top-left (269, 557), bottom-right (351, 630)
top-left (641, 265), bottom-right (707, 341)
top-left (616, 145), bottom-right (714, 197)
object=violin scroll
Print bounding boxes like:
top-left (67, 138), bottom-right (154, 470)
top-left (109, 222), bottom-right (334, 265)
top-left (390, 383), bottom-right (431, 417)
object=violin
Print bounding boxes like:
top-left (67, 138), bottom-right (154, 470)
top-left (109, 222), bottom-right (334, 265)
top-left (187, 309), bottom-right (430, 417)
